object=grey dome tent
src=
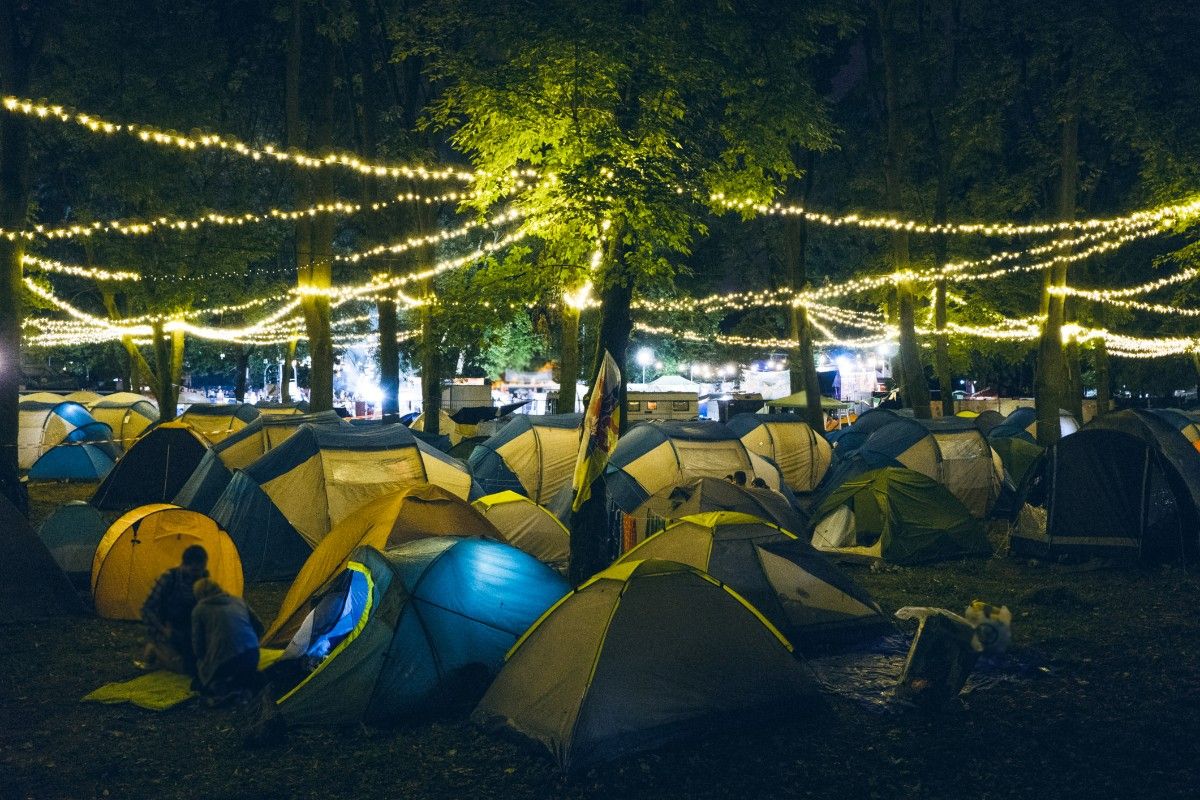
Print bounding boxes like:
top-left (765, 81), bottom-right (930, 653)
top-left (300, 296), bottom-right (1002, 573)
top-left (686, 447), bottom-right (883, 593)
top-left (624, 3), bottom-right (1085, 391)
top-left (38, 501), bottom-right (109, 580)
top-left (473, 558), bottom-right (816, 774)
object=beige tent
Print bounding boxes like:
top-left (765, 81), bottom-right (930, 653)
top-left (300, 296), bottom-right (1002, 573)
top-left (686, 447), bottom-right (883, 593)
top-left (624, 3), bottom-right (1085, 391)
top-left (472, 491), bottom-right (570, 566)
top-left (728, 414), bottom-right (832, 492)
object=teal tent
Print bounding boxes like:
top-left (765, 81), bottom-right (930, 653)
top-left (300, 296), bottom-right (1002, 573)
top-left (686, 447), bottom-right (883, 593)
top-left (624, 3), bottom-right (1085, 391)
top-left (812, 467), bottom-right (990, 564)
top-left (275, 537), bottom-right (568, 725)
top-left (37, 501), bottom-right (108, 579)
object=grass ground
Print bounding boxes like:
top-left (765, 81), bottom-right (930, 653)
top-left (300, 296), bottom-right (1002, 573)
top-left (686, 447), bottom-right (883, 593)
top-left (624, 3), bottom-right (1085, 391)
top-left (2, 481), bottom-right (1199, 799)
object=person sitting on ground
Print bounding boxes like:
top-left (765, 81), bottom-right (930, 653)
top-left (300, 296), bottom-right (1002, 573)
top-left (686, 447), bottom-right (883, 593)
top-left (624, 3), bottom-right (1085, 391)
top-left (191, 578), bottom-right (264, 705)
top-left (139, 545), bottom-right (208, 674)
top-left (732, 470), bottom-right (748, 487)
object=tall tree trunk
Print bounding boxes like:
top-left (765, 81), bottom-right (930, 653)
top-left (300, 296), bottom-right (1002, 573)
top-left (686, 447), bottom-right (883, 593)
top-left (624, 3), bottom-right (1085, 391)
top-left (588, 232), bottom-right (634, 434)
top-left (784, 151), bottom-right (823, 430)
top-left (933, 278), bottom-right (953, 415)
top-left (281, 339), bottom-right (297, 403)
top-left (558, 302), bottom-right (581, 414)
top-left (101, 291), bottom-right (153, 394)
top-left (0, 0), bottom-right (44, 512)
top-left (150, 321), bottom-right (177, 422)
top-left (876, 0), bottom-right (930, 418)
top-left (170, 329), bottom-right (185, 407)
top-left (378, 297), bottom-right (400, 421)
top-left (419, 289), bottom-right (442, 435)
top-left (1035, 92), bottom-right (1079, 446)
top-left (301, 27), bottom-right (336, 412)
top-left (1094, 338), bottom-right (1110, 419)
top-left (234, 345), bottom-right (250, 402)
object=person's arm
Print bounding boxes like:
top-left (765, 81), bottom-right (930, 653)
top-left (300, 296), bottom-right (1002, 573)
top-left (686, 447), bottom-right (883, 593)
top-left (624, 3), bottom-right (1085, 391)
top-left (141, 573), bottom-right (169, 632)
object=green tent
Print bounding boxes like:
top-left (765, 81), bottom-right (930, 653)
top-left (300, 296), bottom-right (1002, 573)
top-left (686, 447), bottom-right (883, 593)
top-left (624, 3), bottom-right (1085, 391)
top-left (766, 391), bottom-right (849, 411)
top-left (811, 467), bottom-right (990, 564)
top-left (991, 436), bottom-right (1044, 490)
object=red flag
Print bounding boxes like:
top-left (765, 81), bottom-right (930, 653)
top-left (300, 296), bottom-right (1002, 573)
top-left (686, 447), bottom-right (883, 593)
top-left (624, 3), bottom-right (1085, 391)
top-left (571, 350), bottom-right (622, 512)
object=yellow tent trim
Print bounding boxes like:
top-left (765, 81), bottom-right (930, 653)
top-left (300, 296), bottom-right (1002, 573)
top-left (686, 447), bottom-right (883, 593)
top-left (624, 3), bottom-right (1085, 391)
top-left (276, 560), bottom-right (375, 706)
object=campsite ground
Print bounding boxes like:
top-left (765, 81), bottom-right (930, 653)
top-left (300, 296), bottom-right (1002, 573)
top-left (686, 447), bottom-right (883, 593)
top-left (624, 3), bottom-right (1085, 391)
top-left (3, 482), bottom-right (1199, 800)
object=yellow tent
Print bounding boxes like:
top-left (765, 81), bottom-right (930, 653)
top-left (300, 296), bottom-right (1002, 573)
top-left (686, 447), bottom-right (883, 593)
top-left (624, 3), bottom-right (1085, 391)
top-left (91, 504), bottom-right (243, 620)
top-left (472, 491), bottom-right (570, 566)
top-left (264, 483), bottom-right (502, 645)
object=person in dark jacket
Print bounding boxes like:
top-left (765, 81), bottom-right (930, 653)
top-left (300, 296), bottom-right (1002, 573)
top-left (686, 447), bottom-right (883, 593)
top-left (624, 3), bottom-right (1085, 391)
top-left (191, 578), bottom-right (264, 704)
top-left (138, 545), bottom-right (208, 674)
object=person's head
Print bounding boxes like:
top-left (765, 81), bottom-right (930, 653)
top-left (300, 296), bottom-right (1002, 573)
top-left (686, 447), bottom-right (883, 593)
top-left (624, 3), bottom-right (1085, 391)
top-left (733, 470), bottom-right (748, 486)
top-left (192, 578), bottom-right (224, 601)
top-left (180, 545), bottom-right (208, 582)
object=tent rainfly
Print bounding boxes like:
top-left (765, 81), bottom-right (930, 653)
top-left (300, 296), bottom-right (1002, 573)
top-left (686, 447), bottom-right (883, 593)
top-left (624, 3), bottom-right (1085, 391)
top-left (264, 483), bottom-right (503, 645)
top-left (472, 491), bottom-right (571, 567)
top-left (635, 476), bottom-right (810, 539)
top-left (173, 410), bottom-right (347, 515)
top-left (275, 539), bottom-right (568, 725)
top-left (727, 413), bottom-right (832, 493)
top-left (473, 559), bottom-right (816, 774)
top-left (468, 413), bottom-right (583, 503)
top-left (88, 394), bottom-right (158, 451)
top-left (988, 407), bottom-right (1079, 443)
top-left (38, 501), bottom-right (109, 578)
top-left (177, 403), bottom-right (261, 444)
top-left (18, 399), bottom-right (106, 469)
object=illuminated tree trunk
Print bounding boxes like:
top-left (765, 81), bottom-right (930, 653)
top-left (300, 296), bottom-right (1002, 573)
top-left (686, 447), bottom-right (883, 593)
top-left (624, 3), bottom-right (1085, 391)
top-left (1094, 338), bottom-right (1110, 419)
top-left (933, 278), bottom-right (953, 415)
top-left (588, 232), bottom-right (634, 434)
top-left (419, 289), bottom-right (442, 435)
top-left (558, 303), bottom-right (581, 414)
top-left (303, 30), bottom-right (335, 413)
top-left (783, 153), bottom-right (823, 430)
top-left (281, 339), bottom-right (297, 403)
top-left (150, 321), bottom-right (177, 422)
top-left (876, 0), bottom-right (931, 418)
top-left (1035, 94), bottom-right (1079, 446)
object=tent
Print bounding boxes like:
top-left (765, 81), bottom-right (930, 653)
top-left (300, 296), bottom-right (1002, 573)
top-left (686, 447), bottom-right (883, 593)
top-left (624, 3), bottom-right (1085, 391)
top-left (635, 476), bottom-right (810, 539)
top-left (832, 415), bottom-right (1001, 518)
top-left (410, 409), bottom-right (474, 446)
top-left (1015, 413), bottom-right (1200, 560)
top-left (617, 512), bottom-right (887, 647)
top-left (17, 399), bottom-right (104, 469)
top-left (265, 483), bottom-right (503, 644)
top-left (765, 391), bottom-right (851, 412)
top-left (991, 436), bottom-right (1044, 491)
top-left (88, 394), bottom-right (158, 451)
top-left (177, 403), bottom-right (261, 444)
top-left (209, 424), bottom-right (478, 573)
top-left (727, 413), bottom-right (832, 493)
top-left (472, 491), bottom-right (570, 566)
top-left (812, 467), bottom-right (990, 564)
top-left (988, 406), bottom-right (1079, 443)
top-left (275, 538), bottom-right (569, 725)
top-left (0, 492), bottom-right (82, 618)
top-left (606, 420), bottom-right (791, 515)
top-left (971, 409), bottom-right (1006, 436)
top-left (64, 390), bottom-right (103, 404)
top-left (38, 501), bottom-right (109, 578)
top-left (28, 433), bottom-right (116, 481)
top-left (1146, 408), bottom-right (1200, 453)
top-left (92, 422), bottom-right (211, 510)
top-left (91, 504), bottom-right (243, 620)
top-left (468, 413), bottom-right (583, 503)
top-left (473, 558), bottom-right (816, 774)
top-left (255, 401), bottom-right (309, 415)
top-left (173, 410), bottom-right (347, 515)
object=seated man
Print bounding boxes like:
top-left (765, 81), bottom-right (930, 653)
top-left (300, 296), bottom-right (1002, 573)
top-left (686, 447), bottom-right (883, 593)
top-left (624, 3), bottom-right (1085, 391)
top-left (139, 545), bottom-right (208, 674)
top-left (191, 578), bottom-right (264, 705)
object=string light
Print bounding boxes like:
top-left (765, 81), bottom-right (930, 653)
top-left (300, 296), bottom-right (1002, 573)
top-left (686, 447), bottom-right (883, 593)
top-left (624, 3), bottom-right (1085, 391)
top-left (712, 192), bottom-right (1200, 238)
top-left (335, 207), bottom-right (524, 263)
top-left (2, 95), bottom-right (474, 182)
top-left (22, 254), bottom-right (140, 281)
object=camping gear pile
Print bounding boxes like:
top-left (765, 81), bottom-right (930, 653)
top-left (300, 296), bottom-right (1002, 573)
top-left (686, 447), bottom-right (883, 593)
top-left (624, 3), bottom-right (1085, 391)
top-left (19, 399), bottom-right (1200, 775)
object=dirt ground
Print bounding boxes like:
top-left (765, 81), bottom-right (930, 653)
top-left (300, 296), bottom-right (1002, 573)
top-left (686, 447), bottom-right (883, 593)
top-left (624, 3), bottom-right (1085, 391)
top-left (2, 481), bottom-right (1199, 800)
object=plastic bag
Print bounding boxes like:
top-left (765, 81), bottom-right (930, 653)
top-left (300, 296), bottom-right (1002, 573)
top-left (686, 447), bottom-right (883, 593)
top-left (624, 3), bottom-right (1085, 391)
top-left (963, 600), bottom-right (1012, 654)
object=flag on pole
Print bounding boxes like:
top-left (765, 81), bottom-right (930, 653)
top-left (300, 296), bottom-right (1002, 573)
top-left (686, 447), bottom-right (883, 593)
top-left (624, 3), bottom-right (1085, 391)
top-left (571, 350), bottom-right (622, 513)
